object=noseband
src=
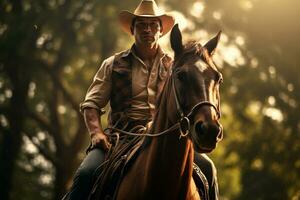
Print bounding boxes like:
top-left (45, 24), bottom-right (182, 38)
top-left (171, 68), bottom-right (221, 138)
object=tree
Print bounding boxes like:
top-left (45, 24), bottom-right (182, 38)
top-left (1, 0), bottom-right (299, 199)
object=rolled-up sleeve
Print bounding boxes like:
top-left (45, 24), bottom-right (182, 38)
top-left (79, 56), bottom-right (114, 114)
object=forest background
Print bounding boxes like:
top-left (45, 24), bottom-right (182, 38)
top-left (1, 0), bottom-right (299, 199)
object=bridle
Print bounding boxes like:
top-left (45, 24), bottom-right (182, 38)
top-left (108, 58), bottom-right (221, 138)
top-left (171, 67), bottom-right (221, 138)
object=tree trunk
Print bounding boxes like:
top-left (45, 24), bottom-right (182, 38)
top-left (0, 128), bottom-right (22, 200)
top-left (0, 71), bottom-right (29, 199)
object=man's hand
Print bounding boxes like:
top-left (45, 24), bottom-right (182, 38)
top-left (91, 132), bottom-right (111, 152)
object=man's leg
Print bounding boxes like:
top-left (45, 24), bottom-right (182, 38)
top-left (67, 148), bottom-right (105, 200)
top-left (194, 153), bottom-right (219, 200)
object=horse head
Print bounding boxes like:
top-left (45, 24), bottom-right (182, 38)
top-left (170, 24), bottom-right (223, 153)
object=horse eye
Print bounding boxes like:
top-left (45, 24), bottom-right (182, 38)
top-left (177, 71), bottom-right (187, 82)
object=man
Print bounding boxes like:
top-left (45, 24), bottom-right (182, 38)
top-left (66, 0), bottom-right (219, 199)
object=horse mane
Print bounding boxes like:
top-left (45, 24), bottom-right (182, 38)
top-left (174, 41), bottom-right (211, 65)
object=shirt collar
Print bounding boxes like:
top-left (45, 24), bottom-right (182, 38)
top-left (120, 44), bottom-right (166, 60)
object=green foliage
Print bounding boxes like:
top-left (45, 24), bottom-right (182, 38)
top-left (1, 0), bottom-right (299, 199)
top-left (12, 136), bottom-right (54, 200)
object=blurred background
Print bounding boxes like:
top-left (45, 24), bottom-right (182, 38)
top-left (1, 0), bottom-right (299, 199)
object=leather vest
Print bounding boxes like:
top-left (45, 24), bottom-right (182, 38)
top-left (109, 49), bottom-right (172, 126)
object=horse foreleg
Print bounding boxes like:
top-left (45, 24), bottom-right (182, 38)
top-left (188, 178), bottom-right (201, 200)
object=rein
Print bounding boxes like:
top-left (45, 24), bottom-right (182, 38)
top-left (108, 122), bottom-right (180, 137)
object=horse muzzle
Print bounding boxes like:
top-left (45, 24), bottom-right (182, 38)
top-left (191, 120), bottom-right (223, 153)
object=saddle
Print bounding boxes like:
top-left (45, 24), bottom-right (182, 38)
top-left (88, 132), bottom-right (210, 200)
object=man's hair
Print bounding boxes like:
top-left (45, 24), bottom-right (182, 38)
top-left (130, 17), bottom-right (163, 34)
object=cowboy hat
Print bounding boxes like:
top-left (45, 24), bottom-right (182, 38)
top-left (119, 0), bottom-right (175, 36)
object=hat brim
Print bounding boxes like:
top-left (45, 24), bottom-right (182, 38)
top-left (119, 11), bottom-right (175, 36)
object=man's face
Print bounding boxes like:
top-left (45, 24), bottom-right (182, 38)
top-left (132, 17), bottom-right (162, 46)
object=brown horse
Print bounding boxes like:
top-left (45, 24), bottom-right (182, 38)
top-left (115, 24), bottom-right (223, 200)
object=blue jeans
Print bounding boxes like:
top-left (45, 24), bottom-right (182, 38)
top-left (67, 148), bottom-right (105, 200)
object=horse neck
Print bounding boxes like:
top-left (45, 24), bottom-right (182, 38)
top-left (144, 76), bottom-right (195, 197)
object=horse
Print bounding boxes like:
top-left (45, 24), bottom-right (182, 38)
top-left (106, 24), bottom-right (224, 200)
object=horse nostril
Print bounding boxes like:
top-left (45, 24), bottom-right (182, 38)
top-left (208, 124), bottom-right (222, 141)
top-left (194, 122), bottom-right (222, 140)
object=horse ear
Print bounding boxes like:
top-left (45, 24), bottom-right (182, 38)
top-left (170, 24), bottom-right (183, 58)
top-left (204, 31), bottom-right (222, 56)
